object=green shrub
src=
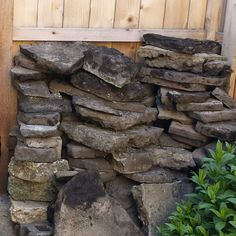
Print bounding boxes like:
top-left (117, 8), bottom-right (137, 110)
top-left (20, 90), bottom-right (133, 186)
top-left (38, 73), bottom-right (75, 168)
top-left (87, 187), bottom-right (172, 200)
top-left (158, 141), bottom-right (236, 236)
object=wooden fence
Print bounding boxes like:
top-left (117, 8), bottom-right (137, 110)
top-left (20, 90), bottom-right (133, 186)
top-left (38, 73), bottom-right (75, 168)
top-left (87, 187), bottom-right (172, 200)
top-left (0, 0), bottom-right (234, 193)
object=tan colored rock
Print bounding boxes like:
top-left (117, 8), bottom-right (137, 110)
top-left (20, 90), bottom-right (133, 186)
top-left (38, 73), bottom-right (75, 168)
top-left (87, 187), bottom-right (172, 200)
top-left (23, 136), bottom-right (62, 149)
top-left (10, 199), bottom-right (48, 224)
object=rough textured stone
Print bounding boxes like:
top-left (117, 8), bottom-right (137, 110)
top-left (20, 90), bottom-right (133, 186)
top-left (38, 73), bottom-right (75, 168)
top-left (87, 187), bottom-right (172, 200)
top-left (13, 79), bottom-right (52, 98)
top-left (0, 195), bottom-right (15, 236)
top-left (188, 109), bottom-right (236, 123)
top-left (8, 176), bottom-right (57, 202)
top-left (19, 123), bottom-right (59, 138)
top-left (169, 121), bottom-right (209, 142)
top-left (195, 121), bottom-right (236, 141)
top-left (126, 168), bottom-right (188, 184)
top-left (11, 66), bottom-right (47, 81)
top-left (67, 142), bottom-right (106, 159)
top-left (212, 87), bottom-right (236, 109)
top-left (14, 141), bottom-right (60, 163)
top-left (204, 60), bottom-right (231, 76)
top-left (140, 67), bottom-right (226, 86)
top-left (112, 146), bottom-right (195, 174)
top-left (55, 171), bottom-right (79, 182)
top-left (9, 159), bottom-right (69, 183)
top-left (18, 223), bottom-right (53, 236)
top-left (157, 106), bottom-right (193, 125)
top-left (10, 200), bottom-right (48, 224)
top-left (75, 106), bottom-right (157, 130)
top-left (143, 34), bottom-right (221, 54)
top-left (138, 46), bottom-right (226, 73)
top-left (71, 71), bottom-right (154, 102)
top-left (18, 112), bottom-right (60, 126)
top-left (20, 42), bottom-right (92, 74)
top-left (23, 136), bottom-right (62, 149)
top-left (105, 176), bottom-right (136, 209)
top-left (19, 95), bottom-right (72, 113)
top-left (132, 182), bottom-right (193, 235)
top-left (167, 90), bottom-right (211, 103)
top-left (83, 46), bottom-right (139, 88)
top-left (54, 171), bottom-right (144, 236)
top-left (176, 99), bottom-right (224, 112)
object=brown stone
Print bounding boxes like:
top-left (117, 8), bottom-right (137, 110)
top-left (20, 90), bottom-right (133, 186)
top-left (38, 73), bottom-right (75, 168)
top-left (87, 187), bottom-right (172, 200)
top-left (176, 99), bottom-right (224, 112)
top-left (169, 121), bottom-right (209, 142)
top-left (204, 60), bottom-right (231, 76)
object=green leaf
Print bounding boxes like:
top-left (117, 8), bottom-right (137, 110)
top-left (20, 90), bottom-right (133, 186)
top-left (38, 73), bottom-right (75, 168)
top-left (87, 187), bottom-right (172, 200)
top-left (215, 221), bottom-right (226, 232)
top-left (227, 198), bottom-right (236, 204)
top-left (229, 221), bottom-right (236, 228)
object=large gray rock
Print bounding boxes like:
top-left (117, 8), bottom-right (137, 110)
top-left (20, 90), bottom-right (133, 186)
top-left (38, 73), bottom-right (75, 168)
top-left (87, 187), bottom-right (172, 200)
top-left (19, 95), bottom-right (72, 113)
top-left (54, 171), bottom-right (144, 236)
top-left (8, 159), bottom-right (69, 183)
top-left (204, 60), bottom-right (231, 76)
top-left (126, 168), bottom-right (188, 184)
top-left (8, 176), bottom-right (57, 202)
top-left (11, 66), bottom-right (48, 81)
top-left (75, 106), bottom-right (157, 130)
top-left (10, 199), bottom-right (49, 224)
top-left (71, 71), bottom-right (154, 102)
top-left (195, 121), bottom-right (236, 141)
top-left (132, 182), bottom-right (193, 235)
top-left (83, 47), bottom-right (139, 88)
top-left (143, 34), bottom-right (221, 54)
top-left (112, 146), bottom-right (195, 174)
top-left (14, 141), bottom-right (61, 163)
top-left (20, 42), bottom-right (92, 74)
top-left (67, 142), bottom-right (106, 159)
top-left (18, 112), bottom-right (60, 126)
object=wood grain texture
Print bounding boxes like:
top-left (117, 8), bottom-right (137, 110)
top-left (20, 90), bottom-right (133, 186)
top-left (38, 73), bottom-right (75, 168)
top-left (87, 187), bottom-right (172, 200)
top-left (139, 0), bottom-right (166, 29)
top-left (89, 0), bottom-right (116, 27)
top-left (38, 0), bottom-right (64, 27)
top-left (164, 0), bottom-right (190, 29)
top-left (14, 0), bottom-right (38, 27)
top-left (0, 0), bottom-right (16, 194)
top-left (63, 0), bottom-right (91, 27)
top-left (188, 0), bottom-right (207, 29)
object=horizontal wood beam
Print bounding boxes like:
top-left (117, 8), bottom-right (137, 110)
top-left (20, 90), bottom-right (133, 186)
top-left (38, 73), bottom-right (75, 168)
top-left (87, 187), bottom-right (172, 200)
top-left (13, 28), bottom-right (206, 42)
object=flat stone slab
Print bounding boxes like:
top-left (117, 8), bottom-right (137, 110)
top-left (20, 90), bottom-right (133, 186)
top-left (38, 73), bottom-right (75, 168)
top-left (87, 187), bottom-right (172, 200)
top-left (9, 159), bottom-right (69, 183)
top-left (18, 112), bottom-right (60, 126)
top-left (138, 46), bottom-right (226, 73)
top-left (212, 87), bottom-right (236, 109)
top-left (112, 146), bottom-right (195, 174)
top-left (169, 121), bottom-right (209, 142)
top-left (132, 182), bottom-right (193, 235)
top-left (204, 60), bottom-right (231, 76)
top-left (75, 106), bottom-right (157, 130)
top-left (11, 66), bottom-right (47, 81)
top-left (8, 176), bottom-right (57, 202)
top-left (20, 42), bottom-right (92, 74)
top-left (54, 171), bottom-right (144, 236)
top-left (83, 46), bottom-right (139, 88)
top-left (10, 199), bottom-right (49, 224)
top-left (140, 67), bottom-right (226, 86)
top-left (157, 106), bottom-right (193, 125)
top-left (14, 141), bottom-right (61, 163)
top-left (55, 171), bottom-right (79, 182)
top-left (195, 121), bottom-right (236, 141)
top-left (167, 90), bottom-right (211, 103)
top-left (19, 123), bottom-right (59, 138)
top-left (23, 136), bottom-right (62, 149)
top-left (126, 168), bottom-right (188, 184)
top-left (67, 142), bottom-right (106, 159)
top-left (143, 34), bottom-right (221, 54)
top-left (188, 109), bottom-right (236, 123)
top-left (176, 99), bottom-right (224, 112)
top-left (19, 95), bottom-right (72, 113)
top-left (71, 71), bottom-right (154, 102)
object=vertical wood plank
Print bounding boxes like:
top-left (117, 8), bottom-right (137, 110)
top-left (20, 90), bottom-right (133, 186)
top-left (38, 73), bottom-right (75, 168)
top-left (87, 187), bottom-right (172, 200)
top-left (188, 0), bottom-right (207, 29)
top-left (38, 0), bottom-right (64, 27)
top-left (164, 0), bottom-right (190, 29)
top-left (63, 0), bottom-right (90, 27)
top-left (89, 0), bottom-right (116, 28)
top-left (0, 0), bottom-right (15, 194)
top-left (14, 0), bottom-right (38, 27)
top-left (139, 0), bottom-right (166, 29)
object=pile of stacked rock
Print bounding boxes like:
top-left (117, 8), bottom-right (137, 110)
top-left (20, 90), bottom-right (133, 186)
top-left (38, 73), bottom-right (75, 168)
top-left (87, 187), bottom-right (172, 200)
top-left (138, 34), bottom-right (235, 151)
top-left (8, 35), bottom-right (235, 235)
